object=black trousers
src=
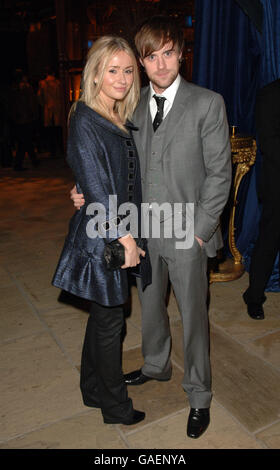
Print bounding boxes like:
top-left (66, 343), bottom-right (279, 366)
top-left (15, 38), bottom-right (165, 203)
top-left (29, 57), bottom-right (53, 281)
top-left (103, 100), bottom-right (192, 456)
top-left (14, 123), bottom-right (38, 169)
top-left (80, 301), bottom-right (133, 422)
top-left (44, 125), bottom-right (63, 157)
top-left (244, 201), bottom-right (280, 304)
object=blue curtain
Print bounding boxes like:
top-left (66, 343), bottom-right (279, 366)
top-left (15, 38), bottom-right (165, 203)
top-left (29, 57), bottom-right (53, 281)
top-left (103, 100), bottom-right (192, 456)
top-left (193, 0), bottom-right (262, 133)
top-left (260, 0), bottom-right (280, 87)
top-left (193, 0), bottom-right (280, 291)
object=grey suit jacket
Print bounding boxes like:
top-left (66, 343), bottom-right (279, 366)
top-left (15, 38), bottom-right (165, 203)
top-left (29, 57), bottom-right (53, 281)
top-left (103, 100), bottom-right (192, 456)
top-left (132, 77), bottom-right (232, 257)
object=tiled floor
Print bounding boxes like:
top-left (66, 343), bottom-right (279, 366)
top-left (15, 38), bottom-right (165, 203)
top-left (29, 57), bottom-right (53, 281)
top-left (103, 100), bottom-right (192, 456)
top-left (0, 156), bottom-right (279, 450)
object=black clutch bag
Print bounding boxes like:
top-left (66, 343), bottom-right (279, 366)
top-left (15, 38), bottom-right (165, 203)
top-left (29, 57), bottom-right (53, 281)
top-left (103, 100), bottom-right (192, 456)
top-left (104, 238), bottom-right (145, 270)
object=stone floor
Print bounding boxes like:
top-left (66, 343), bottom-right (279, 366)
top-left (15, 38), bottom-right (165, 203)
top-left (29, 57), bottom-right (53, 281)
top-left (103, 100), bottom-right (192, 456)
top-left (0, 155), bottom-right (280, 451)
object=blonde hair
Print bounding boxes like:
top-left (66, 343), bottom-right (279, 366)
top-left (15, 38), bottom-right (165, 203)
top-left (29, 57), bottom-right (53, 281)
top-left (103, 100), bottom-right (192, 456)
top-left (72, 36), bottom-right (140, 131)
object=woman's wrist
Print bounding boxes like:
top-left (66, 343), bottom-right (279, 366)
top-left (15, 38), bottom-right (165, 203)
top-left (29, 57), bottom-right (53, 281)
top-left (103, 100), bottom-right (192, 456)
top-left (118, 233), bottom-right (136, 250)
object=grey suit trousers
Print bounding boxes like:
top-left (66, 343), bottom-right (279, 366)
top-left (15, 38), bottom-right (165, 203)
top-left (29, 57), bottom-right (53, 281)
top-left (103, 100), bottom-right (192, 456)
top-left (137, 229), bottom-right (212, 409)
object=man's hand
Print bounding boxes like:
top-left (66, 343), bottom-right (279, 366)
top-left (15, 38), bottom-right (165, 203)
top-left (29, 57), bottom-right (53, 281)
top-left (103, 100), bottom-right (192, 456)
top-left (70, 185), bottom-right (85, 209)
top-left (195, 236), bottom-right (204, 247)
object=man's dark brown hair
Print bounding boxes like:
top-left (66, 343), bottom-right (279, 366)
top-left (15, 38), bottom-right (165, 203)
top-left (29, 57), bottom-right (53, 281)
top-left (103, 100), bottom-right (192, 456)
top-left (134, 15), bottom-right (184, 59)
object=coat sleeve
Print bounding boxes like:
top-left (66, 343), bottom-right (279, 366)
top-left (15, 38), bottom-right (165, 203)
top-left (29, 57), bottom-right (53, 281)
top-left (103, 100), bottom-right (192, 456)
top-left (194, 94), bottom-right (232, 241)
top-left (66, 110), bottom-right (129, 242)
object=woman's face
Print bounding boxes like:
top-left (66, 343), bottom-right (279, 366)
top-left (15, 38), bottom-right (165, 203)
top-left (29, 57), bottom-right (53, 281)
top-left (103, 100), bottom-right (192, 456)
top-left (97, 50), bottom-right (134, 108)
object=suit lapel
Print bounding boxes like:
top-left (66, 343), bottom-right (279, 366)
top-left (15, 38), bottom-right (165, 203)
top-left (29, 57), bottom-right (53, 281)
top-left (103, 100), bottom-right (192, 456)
top-left (132, 87), bottom-right (150, 176)
top-left (162, 79), bottom-right (193, 152)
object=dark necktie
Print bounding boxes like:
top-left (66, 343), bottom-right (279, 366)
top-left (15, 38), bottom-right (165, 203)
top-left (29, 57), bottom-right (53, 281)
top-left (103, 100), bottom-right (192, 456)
top-left (153, 95), bottom-right (166, 131)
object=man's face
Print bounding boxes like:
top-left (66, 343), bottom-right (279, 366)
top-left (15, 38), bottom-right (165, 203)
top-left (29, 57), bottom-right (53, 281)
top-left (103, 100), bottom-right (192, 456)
top-left (140, 41), bottom-right (182, 94)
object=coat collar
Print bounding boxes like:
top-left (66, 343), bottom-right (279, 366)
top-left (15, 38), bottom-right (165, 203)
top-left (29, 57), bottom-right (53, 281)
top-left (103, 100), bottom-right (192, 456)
top-left (76, 101), bottom-right (134, 138)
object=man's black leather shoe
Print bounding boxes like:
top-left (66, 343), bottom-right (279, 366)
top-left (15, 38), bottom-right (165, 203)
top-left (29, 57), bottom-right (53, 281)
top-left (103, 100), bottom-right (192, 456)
top-left (242, 293), bottom-right (265, 320)
top-left (246, 302), bottom-right (265, 320)
top-left (187, 408), bottom-right (210, 439)
top-left (124, 369), bottom-right (170, 385)
top-left (103, 409), bottom-right (145, 425)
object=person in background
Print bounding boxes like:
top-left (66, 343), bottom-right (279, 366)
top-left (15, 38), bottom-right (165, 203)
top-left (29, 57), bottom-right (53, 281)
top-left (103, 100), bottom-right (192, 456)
top-left (243, 79), bottom-right (280, 319)
top-left (10, 72), bottom-right (39, 171)
top-left (52, 36), bottom-right (151, 425)
top-left (0, 90), bottom-right (13, 168)
top-left (37, 69), bottom-right (63, 157)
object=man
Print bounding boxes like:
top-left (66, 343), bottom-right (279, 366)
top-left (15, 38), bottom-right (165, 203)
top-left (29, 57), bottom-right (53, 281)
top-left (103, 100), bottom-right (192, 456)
top-left (71, 16), bottom-right (232, 439)
top-left (243, 78), bottom-right (280, 319)
top-left (37, 70), bottom-right (63, 157)
top-left (10, 73), bottom-right (39, 171)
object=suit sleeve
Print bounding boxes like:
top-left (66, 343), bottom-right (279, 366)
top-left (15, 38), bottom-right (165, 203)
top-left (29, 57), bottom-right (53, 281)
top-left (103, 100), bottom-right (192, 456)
top-left (66, 111), bottom-right (129, 242)
top-left (194, 94), bottom-right (232, 241)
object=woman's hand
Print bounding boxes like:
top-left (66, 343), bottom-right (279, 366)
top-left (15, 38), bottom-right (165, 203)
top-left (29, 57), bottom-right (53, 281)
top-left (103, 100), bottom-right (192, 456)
top-left (70, 187), bottom-right (146, 267)
top-left (70, 185), bottom-right (85, 209)
top-left (118, 234), bottom-right (145, 269)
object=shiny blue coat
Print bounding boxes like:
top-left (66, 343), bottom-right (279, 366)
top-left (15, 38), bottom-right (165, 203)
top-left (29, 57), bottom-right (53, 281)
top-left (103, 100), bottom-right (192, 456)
top-left (52, 101), bottom-right (151, 306)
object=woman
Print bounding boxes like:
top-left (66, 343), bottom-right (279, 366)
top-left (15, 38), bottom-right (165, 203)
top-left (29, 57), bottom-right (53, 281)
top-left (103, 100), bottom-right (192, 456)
top-left (52, 36), bottom-right (151, 425)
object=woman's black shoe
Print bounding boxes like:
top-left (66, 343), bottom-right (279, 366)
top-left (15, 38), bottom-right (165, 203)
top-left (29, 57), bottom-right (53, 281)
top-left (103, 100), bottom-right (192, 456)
top-left (103, 409), bottom-right (145, 425)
